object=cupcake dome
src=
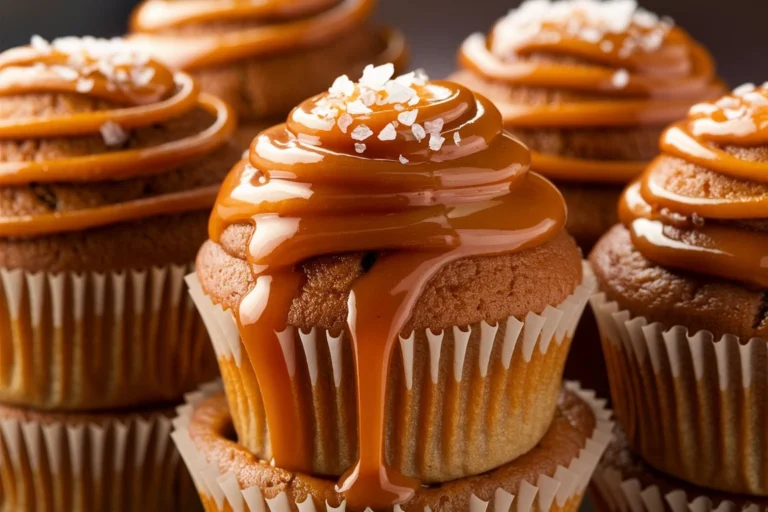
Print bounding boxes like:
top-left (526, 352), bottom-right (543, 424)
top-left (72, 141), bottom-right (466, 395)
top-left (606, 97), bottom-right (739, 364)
top-left (590, 83), bottom-right (768, 497)
top-left (0, 36), bottom-right (240, 410)
top-left (182, 64), bottom-right (608, 511)
top-left (453, 0), bottom-right (723, 250)
top-left (128, 0), bottom-right (408, 143)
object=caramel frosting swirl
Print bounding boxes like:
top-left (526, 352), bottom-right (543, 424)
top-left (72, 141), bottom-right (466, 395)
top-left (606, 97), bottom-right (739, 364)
top-left (0, 36), bottom-right (235, 237)
top-left (458, 0), bottom-right (723, 184)
top-left (129, 0), bottom-right (404, 71)
top-left (620, 83), bottom-right (768, 289)
top-left (209, 64), bottom-right (566, 509)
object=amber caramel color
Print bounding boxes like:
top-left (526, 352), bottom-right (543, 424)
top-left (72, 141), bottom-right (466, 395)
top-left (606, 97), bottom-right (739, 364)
top-left (186, 389), bottom-right (595, 512)
top-left (197, 68), bottom-right (585, 509)
top-left (452, 1), bottom-right (724, 249)
top-left (129, 0), bottom-right (407, 125)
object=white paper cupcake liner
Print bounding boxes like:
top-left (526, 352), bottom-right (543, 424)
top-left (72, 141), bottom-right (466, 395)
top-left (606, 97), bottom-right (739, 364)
top-left (172, 380), bottom-right (614, 512)
top-left (186, 263), bottom-right (597, 481)
top-left (0, 263), bottom-right (217, 410)
top-left (590, 293), bottom-right (768, 497)
top-left (591, 466), bottom-right (766, 512)
top-left (0, 405), bottom-right (201, 511)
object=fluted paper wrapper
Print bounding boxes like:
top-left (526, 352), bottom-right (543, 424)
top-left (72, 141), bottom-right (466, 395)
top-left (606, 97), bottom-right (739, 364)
top-left (0, 264), bottom-right (218, 410)
top-left (186, 265), bottom-right (596, 482)
top-left (590, 293), bottom-right (768, 497)
top-left (172, 381), bottom-right (614, 512)
top-left (591, 466), bottom-right (766, 512)
top-left (0, 407), bottom-right (201, 511)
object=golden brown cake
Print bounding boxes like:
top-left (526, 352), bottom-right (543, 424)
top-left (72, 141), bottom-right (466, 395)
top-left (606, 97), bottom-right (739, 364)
top-left (181, 64), bottom-right (608, 511)
top-left (452, 0), bottom-right (724, 251)
top-left (0, 36), bottom-right (241, 410)
top-left (590, 83), bottom-right (768, 498)
top-left (128, 0), bottom-right (408, 141)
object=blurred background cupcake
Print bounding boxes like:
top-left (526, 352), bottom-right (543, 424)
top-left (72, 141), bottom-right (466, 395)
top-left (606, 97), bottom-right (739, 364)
top-left (0, 35), bottom-right (241, 510)
top-left (127, 0), bottom-right (408, 147)
top-left (590, 83), bottom-right (768, 508)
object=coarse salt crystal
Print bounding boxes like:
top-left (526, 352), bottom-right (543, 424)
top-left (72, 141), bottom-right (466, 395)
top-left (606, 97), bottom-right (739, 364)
top-left (100, 121), bottom-right (128, 147)
top-left (359, 63), bottom-right (395, 90)
top-left (51, 65), bottom-right (79, 81)
top-left (329, 75), bottom-right (355, 96)
top-left (429, 133), bottom-right (446, 151)
top-left (378, 123), bottom-right (398, 141)
top-left (412, 123), bottom-right (426, 142)
top-left (612, 69), bottom-right (630, 88)
top-left (338, 113), bottom-right (353, 133)
top-left (454, 132), bottom-right (462, 145)
top-left (424, 118), bottom-right (445, 135)
top-left (360, 88), bottom-right (377, 107)
top-left (733, 83), bottom-right (756, 96)
top-left (397, 110), bottom-right (418, 126)
top-left (31, 35), bottom-right (51, 53)
top-left (355, 143), bottom-right (366, 154)
top-left (399, 155), bottom-right (409, 164)
top-left (75, 78), bottom-right (94, 93)
top-left (351, 124), bottom-right (374, 141)
top-left (347, 100), bottom-right (373, 115)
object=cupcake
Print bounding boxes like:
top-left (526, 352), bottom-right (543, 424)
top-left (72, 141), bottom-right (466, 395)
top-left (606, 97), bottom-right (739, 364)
top-left (590, 426), bottom-right (768, 512)
top-left (128, 0), bottom-right (408, 146)
top-left (453, 0), bottom-right (724, 251)
top-left (0, 35), bottom-right (240, 411)
top-left (590, 82), bottom-right (768, 500)
top-left (181, 64), bottom-right (609, 511)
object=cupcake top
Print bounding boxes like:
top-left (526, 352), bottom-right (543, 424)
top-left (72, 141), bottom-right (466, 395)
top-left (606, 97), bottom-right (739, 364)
top-left (621, 83), bottom-right (768, 290)
top-left (206, 64), bottom-right (570, 508)
top-left (0, 36), bottom-right (235, 266)
top-left (129, 0), bottom-right (404, 71)
top-left (457, 0), bottom-right (723, 183)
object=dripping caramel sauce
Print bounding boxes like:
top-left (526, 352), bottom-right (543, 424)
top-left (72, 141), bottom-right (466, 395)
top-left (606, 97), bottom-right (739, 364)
top-left (209, 81), bottom-right (567, 509)
top-left (458, 19), bottom-right (723, 183)
top-left (621, 86), bottom-right (768, 289)
top-left (0, 43), bottom-right (235, 236)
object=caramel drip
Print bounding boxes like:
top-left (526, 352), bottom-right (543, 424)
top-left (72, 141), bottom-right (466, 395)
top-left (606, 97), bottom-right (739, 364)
top-left (129, 0), bottom-right (401, 71)
top-left (620, 84), bottom-right (768, 288)
top-left (0, 39), bottom-right (235, 236)
top-left (209, 77), bottom-right (566, 509)
top-left (458, 4), bottom-right (723, 183)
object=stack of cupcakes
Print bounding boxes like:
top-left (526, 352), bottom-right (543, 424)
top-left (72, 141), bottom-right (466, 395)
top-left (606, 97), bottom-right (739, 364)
top-left (589, 83), bottom-right (768, 510)
top-left (174, 64), bottom-right (613, 511)
top-left (128, 0), bottom-right (408, 146)
top-left (0, 36), bottom-right (242, 510)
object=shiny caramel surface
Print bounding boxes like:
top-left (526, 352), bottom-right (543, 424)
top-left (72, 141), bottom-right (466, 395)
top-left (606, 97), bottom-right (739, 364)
top-left (620, 83), bottom-right (768, 289)
top-left (0, 36), bottom-right (235, 237)
top-left (457, 0), bottom-right (723, 183)
top-left (208, 65), bottom-right (568, 508)
top-left (129, 0), bottom-right (404, 71)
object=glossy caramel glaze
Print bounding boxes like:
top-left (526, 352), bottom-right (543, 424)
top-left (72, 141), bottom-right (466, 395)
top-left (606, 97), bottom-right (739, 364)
top-left (457, 0), bottom-right (723, 184)
top-left (129, 0), bottom-right (405, 72)
top-left (620, 83), bottom-right (768, 289)
top-left (207, 65), bottom-right (568, 509)
top-left (0, 36), bottom-right (235, 237)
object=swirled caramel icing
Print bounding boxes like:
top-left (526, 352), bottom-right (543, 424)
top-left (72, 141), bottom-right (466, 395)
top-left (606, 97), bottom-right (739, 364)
top-left (456, 0), bottom-right (724, 184)
top-left (0, 36), bottom-right (235, 237)
top-left (620, 83), bottom-right (768, 289)
top-left (208, 64), bottom-right (568, 509)
top-left (129, 0), bottom-right (405, 71)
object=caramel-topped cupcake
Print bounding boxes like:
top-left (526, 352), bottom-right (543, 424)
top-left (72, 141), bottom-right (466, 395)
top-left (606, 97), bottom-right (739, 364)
top-left (453, 0), bottom-right (724, 250)
top-left (0, 36), bottom-right (240, 410)
top-left (180, 64), bottom-right (610, 511)
top-left (590, 83), bottom-right (768, 499)
top-left (129, 0), bottom-right (407, 144)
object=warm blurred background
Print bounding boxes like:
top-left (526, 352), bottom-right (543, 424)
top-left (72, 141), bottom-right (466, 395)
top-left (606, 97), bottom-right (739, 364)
top-left (0, 0), bottom-right (765, 87)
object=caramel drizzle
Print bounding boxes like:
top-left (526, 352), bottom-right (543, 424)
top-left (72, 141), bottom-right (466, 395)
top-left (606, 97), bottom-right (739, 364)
top-left (0, 40), bottom-right (235, 237)
top-left (129, 0), bottom-right (391, 70)
top-left (620, 84), bottom-right (768, 288)
top-left (458, 9), bottom-right (723, 183)
top-left (209, 77), bottom-right (566, 508)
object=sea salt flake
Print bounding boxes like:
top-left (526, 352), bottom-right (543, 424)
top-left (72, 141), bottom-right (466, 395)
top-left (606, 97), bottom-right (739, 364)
top-left (51, 65), bottom-right (79, 81)
top-left (100, 121), bottom-right (128, 147)
top-left (429, 133), bottom-right (446, 151)
top-left (385, 81), bottom-right (417, 104)
top-left (354, 143), bottom-right (366, 154)
top-left (733, 83), bottom-right (756, 96)
top-left (399, 155), bottom-right (409, 164)
top-left (397, 110), bottom-right (418, 127)
top-left (453, 132), bottom-right (462, 146)
top-left (347, 100), bottom-right (372, 115)
top-left (612, 69), bottom-right (630, 88)
top-left (412, 123), bottom-right (426, 142)
top-left (378, 122), bottom-right (398, 141)
top-left (360, 88), bottom-right (377, 107)
top-left (75, 78), bottom-right (94, 93)
top-left (31, 35), bottom-right (52, 54)
top-left (329, 75), bottom-right (355, 96)
top-left (394, 104), bottom-right (405, 112)
top-left (359, 63), bottom-right (395, 90)
top-left (408, 95), bottom-right (420, 106)
top-left (351, 124), bottom-right (374, 141)
top-left (337, 113), bottom-right (353, 133)
top-left (424, 118), bottom-right (445, 135)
